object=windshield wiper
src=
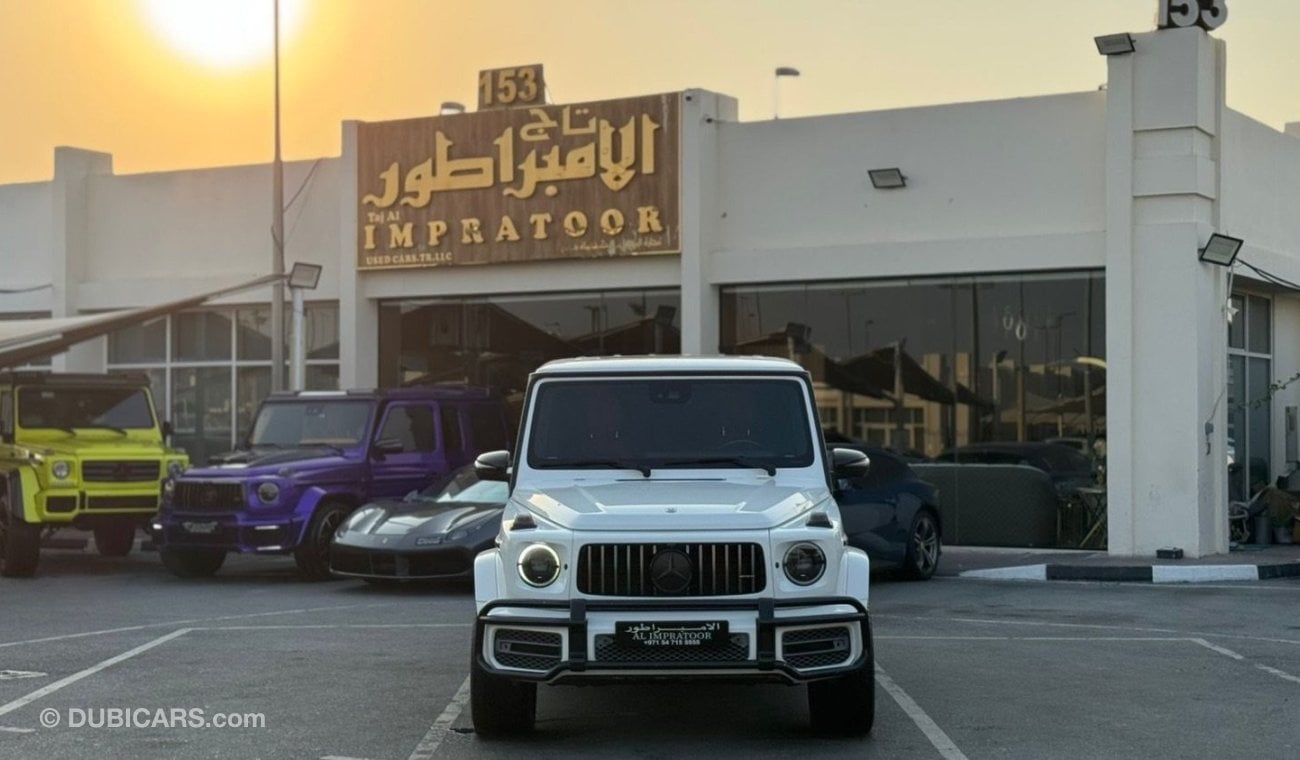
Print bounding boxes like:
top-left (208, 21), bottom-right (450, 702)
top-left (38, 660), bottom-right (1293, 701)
top-left (540, 459), bottom-right (651, 477)
top-left (301, 442), bottom-right (344, 455)
top-left (655, 457), bottom-right (777, 476)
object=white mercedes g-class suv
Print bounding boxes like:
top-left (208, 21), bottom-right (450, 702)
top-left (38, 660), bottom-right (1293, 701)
top-left (470, 356), bottom-right (875, 737)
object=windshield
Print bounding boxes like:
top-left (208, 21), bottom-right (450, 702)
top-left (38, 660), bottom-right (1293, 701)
top-left (249, 400), bottom-right (372, 448)
top-left (419, 467), bottom-right (509, 503)
top-left (526, 377), bottom-right (815, 472)
top-left (17, 386), bottom-right (155, 430)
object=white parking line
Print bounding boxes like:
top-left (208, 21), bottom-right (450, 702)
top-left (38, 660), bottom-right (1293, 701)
top-left (1190, 638), bottom-right (1300, 685)
top-left (408, 675), bottom-right (470, 760)
top-left (0, 603), bottom-right (399, 649)
top-left (880, 614), bottom-right (1300, 646)
top-left (0, 629), bottom-right (190, 720)
top-left (1189, 638), bottom-right (1245, 660)
top-left (1255, 664), bottom-right (1300, 685)
top-left (875, 665), bottom-right (970, 760)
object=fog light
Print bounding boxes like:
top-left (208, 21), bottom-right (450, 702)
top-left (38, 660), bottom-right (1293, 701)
top-left (783, 543), bottom-right (826, 585)
top-left (518, 544), bottom-right (561, 587)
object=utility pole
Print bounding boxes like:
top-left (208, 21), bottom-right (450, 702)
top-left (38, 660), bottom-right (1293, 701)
top-left (270, 0), bottom-right (286, 391)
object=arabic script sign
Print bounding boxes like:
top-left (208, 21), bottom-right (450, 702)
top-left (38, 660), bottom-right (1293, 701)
top-left (357, 92), bottom-right (681, 270)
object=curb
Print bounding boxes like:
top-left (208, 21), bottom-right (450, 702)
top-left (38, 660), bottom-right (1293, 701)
top-left (960, 562), bottom-right (1300, 583)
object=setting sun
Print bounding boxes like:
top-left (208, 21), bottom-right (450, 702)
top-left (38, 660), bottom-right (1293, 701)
top-left (139, 0), bottom-right (308, 70)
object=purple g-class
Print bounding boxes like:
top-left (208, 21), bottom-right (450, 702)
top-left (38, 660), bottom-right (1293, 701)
top-left (154, 387), bottom-right (512, 580)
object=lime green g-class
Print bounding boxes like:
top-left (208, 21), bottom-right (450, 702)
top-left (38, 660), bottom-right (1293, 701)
top-left (0, 372), bottom-right (188, 577)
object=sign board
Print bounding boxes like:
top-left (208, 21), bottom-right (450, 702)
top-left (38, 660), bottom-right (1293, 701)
top-left (357, 92), bottom-right (681, 271)
top-left (477, 64), bottom-right (545, 111)
top-left (1157, 0), bottom-right (1227, 31)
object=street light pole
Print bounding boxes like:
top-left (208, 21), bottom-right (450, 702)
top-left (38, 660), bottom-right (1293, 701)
top-left (270, 0), bottom-right (286, 391)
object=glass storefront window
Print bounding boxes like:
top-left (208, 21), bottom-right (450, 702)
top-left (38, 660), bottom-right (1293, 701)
top-left (171, 366), bottom-right (232, 465)
top-left (236, 307), bottom-right (272, 361)
top-left (379, 290), bottom-right (680, 423)
top-left (721, 271), bottom-right (1105, 549)
top-left (1228, 292), bottom-right (1272, 501)
top-left (173, 311), bottom-right (233, 362)
top-left (108, 317), bottom-right (166, 364)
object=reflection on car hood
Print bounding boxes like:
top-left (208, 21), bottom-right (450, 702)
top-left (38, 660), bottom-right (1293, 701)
top-left (340, 501), bottom-right (504, 538)
top-left (512, 480), bottom-right (830, 531)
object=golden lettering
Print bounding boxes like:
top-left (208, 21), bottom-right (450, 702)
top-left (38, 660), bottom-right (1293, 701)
top-left (529, 212), bottom-right (553, 240)
top-left (363, 225), bottom-right (377, 250)
top-left (520, 108), bottom-right (558, 142)
top-left (640, 114), bottom-right (660, 174)
top-left (401, 158), bottom-right (435, 208)
top-left (461, 218), bottom-right (485, 244)
top-left (600, 209), bottom-right (625, 236)
top-left (427, 220), bottom-right (448, 246)
top-left (362, 162), bottom-right (399, 208)
top-left (388, 223), bottom-right (415, 248)
top-left (493, 127), bottom-right (514, 185)
top-left (599, 117), bottom-right (638, 191)
top-left (637, 206), bottom-right (663, 233)
top-left (563, 211), bottom-right (588, 238)
top-left (562, 106), bottom-right (597, 136)
top-left (495, 215), bottom-right (520, 242)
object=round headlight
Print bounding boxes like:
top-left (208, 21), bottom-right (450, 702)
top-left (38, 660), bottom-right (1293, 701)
top-left (783, 543), bottom-right (826, 586)
top-left (256, 482), bottom-right (280, 504)
top-left (52, 461), bottom-right (72, 480)
top-left (517, 544), bottom-right (561, 587)
top-left (167, 460), bottom-right (186, 479)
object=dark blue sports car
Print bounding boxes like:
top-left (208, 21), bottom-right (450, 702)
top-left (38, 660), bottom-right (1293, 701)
top-left (330, 464), bottom-right (507, 583)
top-left (832, 445), bottom-right (943, 580)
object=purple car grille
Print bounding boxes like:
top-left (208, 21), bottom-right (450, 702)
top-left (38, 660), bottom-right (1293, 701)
top-left (174, 481), bottom-right (245, 512)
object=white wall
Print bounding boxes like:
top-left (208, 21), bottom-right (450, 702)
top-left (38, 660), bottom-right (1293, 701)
top-left (710, 92), bottom-right (1108, 284)
top-left (0, 181), bottom-right (53, 313)
top-left (76, 158), bottom-right (341, 310)
top-left (1220, 110), bottom-right (1300, 282)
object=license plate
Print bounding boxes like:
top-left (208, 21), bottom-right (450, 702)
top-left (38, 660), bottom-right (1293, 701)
top-left (614, 620), bottom-right (729, 649)
top-left (181, 521), bottom-right (218, 534)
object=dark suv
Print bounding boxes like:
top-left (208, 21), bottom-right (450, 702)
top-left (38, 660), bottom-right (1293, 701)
top-left (154, 386), bottom-right (512, 580)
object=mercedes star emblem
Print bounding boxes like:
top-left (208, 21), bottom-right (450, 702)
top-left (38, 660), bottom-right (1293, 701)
top-left (649, 548), bottom-right (693, 595)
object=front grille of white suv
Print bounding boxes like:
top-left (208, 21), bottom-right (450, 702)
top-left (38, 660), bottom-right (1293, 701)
top-left (576, 543), bottom-right (766, 596)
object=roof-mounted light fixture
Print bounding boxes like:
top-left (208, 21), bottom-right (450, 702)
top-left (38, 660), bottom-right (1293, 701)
top-left (1199, 234), bottom-right (1244, 267)
top-left (1094, 33), bottom-right (1135, 56)
top-left (868, 168), bottom-right (906, 189)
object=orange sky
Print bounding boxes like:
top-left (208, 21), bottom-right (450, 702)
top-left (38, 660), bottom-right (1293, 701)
top-left (2, 0), bottom-right (1298, 185)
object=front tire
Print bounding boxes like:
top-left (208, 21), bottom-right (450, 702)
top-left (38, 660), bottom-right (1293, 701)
top-left (159, 547), bottom-right (226, 578)
top-left (0, 514), bottom-right (41, 578)
top-left (807, 625), bottom-right (875, 736)
top-left (94, 522), bottom-right (137, 557)
top-left (901, 509), bottom-right (941, 581)
top-left (471, 643), bottom-right (537, 737)
top-left (293, 503), bottom-right (350, 581)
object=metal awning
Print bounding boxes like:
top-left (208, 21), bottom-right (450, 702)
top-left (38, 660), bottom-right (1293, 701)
top-left (0, 274), bottom-right (283, 369)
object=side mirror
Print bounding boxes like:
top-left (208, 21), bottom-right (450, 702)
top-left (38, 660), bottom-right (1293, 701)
top-left (829, 447), bottom-right (871, 480)
top-left (161, 420), bottom-right (174, 438)
top-left (475, 449), bottom-right (512, 482)
top-left (372, 438), bottom-right (405, 456)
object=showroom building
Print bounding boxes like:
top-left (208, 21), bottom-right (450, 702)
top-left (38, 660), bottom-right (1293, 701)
top-left (3, 24), bottom-right (1299, 557)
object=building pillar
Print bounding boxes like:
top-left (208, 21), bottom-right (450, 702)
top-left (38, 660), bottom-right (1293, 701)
top-left (50, 147), bottom-right (113, 373)
top-left (1104, 27), bottom-right (1229, 557)
top-left (679, 90), bottom-right (737, 355)
top-left (337, 121), bottom-right (379, 388)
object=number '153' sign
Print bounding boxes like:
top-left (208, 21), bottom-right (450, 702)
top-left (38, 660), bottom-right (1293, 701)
top-left (1158, 0), bottom-right (1227, 31)
top-left (478, 65), bottom-right (545, 111)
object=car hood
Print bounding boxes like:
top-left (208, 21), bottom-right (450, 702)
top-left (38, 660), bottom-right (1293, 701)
top-left (511, 480), bottom-right (830, 532)
top-left (184, 448), bottom-right (359, 477)
top-left (20, 437), bottom-right (174, 458)
top-left (341, 501), bottom-right (503, 538)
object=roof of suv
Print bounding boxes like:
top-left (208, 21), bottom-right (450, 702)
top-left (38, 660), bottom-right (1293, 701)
top-left (265, 386), bottom-right (497, 401)
top-left (534, 355), bottom-right (805, 375)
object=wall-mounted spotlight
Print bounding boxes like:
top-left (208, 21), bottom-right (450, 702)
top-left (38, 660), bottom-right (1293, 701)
top-left (1094, 33), bottom-right (1135, 56)
top-left (1199, 233), bottom-right (1244, 267)
top-left (868, 168), bottom-right (907, 189)
top-left (439, 101), bottom-right (466, 115)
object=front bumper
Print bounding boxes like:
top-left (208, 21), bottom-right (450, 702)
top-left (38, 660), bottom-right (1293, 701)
top-left (157, 514), bottom-right (302, 554)
top-left (34, 488), bottom-right (161, 523)
top-left (475, 596), bottom-right (871, 685)
top-left (331, 542), bottom-right (477, 580)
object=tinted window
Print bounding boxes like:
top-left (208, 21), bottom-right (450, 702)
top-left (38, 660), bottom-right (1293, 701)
top-left (378, 404), bottom-right (435, 453)
top-left (440, 406), bottom-right (464, 452)
top-left (18, 386), bottom-right (155, 429)
top-left (250, 400), bottom-right (371, 447)
top-left (527, 378), bottom-right (814, 471)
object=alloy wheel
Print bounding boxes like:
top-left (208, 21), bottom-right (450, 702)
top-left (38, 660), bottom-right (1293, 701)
top-left (912, 515), bottom-right (939, 575)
